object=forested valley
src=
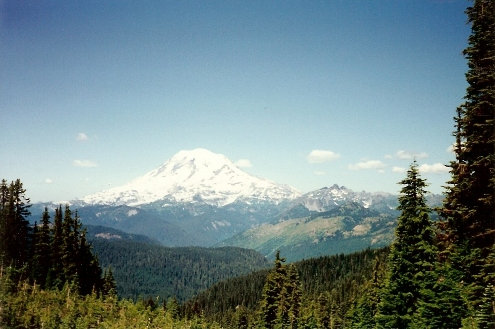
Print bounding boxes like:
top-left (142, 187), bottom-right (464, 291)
top-left (1, 0), bottom-right (494, 328)
top-left (91, 238), bottom-right (270, 302)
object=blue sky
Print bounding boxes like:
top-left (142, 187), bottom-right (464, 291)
top-left (1, 0), bottom-right (470, 202)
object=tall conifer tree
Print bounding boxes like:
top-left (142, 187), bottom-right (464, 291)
top-left (76, 226), bottom-right (102, 295)
top-left (32, 207), bottom-right (52, 287)
top-left (376, 162), bottom-right (436, 329)
top-left (61, 205), bottom-right (80, 283)
top-left (0, 180), bottom-right (31, 269)
top-left (259, 251), bottom-right (301, 329)
top-left (47, 205), bottom-right (64, 288)
top-left (440, 0), bottom-right (495, 310)
top-left (0, 179), bottom-right (9, 267)
top-left (260, 251), bottom-right (287, 329)
top-left (285, 264), bottom-right (302, 329)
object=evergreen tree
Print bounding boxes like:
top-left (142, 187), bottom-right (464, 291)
top-left (0, 179), bottom-right (8, 208)
top-left (29, 221), bottom-right (38, 276)
top-left (260, 251), bottom-right (287, 329)
top-left (0, 180), bottom-right (31, 269)
top-left (285, 264), bottom-right (302, 329)
top-left (440, 0), bottom-right (495, 308)
top-left (47, 205), bottom-right (64, 288)
top-left (232, 305), bottom-right (250, 329)
top-left (259, 251), bottom-right (302, 329)
top-left (347, 257), bottom-right (383, 329)
top-left (376, 162), bottom-right (436, 329)
top-left (102, 267), bottom-right (117, 297)
top-left (0, 180), bottom-right (8, 265)
top-left (31, 207), bottom-right (52, 287)
top-left (53, 205), bottom-right (102, 295)
top-left (411, 261), bottom-right (466, 329)
top-left (77, 227), bottom-right (102, 295)
top-left (62, 205), bottom-right (78, 282)
top-left (316, 293), bottom-right (330, 329)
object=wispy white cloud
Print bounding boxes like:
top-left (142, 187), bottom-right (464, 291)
top-left (235, 159), bottom-right (252, 168)
top-left (396, 150), bottom-right (428, 160)
top-left (348, 160), bottom-right (385, 171)
top-left (76, 132), bottom-right (89, 141)
top-left (307, 149), bottom-right (340, 164)
top-left (73, 159), bottom-right (98, 168)
top-left (44, 178), bottom-right (53, 184)
top-left (392, 166), bottom-right (406, 173)
top-left (418, 163), bottom-right (449, 174)
top-left (446, 143), bottom-right (455, 153)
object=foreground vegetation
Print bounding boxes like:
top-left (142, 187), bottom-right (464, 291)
top-left (0, 278), bottom-right (214, 328)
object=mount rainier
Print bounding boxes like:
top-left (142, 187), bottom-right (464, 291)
top-left (83, 148), bottom-right (301, 207)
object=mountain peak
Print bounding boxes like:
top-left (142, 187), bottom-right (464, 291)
top-left (83, 148), bottom-right (301, 207)
top-left (170, 148), bottom-right (228, 164)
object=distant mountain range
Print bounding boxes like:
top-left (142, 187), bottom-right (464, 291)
top-left (29, 148), bottom-right (443, 261)
top-left (218, 202), bottom-right (397, 262)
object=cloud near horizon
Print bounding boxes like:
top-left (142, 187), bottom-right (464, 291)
top-left (235, 159), bottom-right (252, 168)
top-left (418, 163), bottom-right (449, 174)
top-left (348, 160), bottom-right (386, 170)
top-left (73, 159), bottom-right (98, 168)
top-left (307, 149), bottom-right (340, 163)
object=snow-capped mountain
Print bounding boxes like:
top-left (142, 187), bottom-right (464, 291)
top-left (294, 184), bottom-right (397, 212)
top-left (83, 148), bottom-right (301, 207)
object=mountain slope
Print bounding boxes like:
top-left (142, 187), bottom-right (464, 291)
top-left (218, 186), bottom-right (443, 261)
top-left (85, 224), bottom-right (160, 245)
top-left (83, 148), bottom-right (300, 207)
top-left (90, 239), bottom-right (270, 301)
top-left (219, 202), bottom-right (396, 261)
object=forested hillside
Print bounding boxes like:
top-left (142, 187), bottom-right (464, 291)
top-left (91, 238), bottom-right (270, 301)
top-left (183, 248), bottom-right (389, 327)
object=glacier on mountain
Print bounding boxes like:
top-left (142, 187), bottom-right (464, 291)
top-left (83, 148), bottom-right (301, 207)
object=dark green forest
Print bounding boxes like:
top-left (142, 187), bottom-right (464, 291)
top-left (183, 247), bottom-right (389, 328)
top-left (1, 0), bottom-right (494, 327)
top-left (0, 180), bottom-right (111, 297)
top-left (91, 238), bottom-right (270, 301)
